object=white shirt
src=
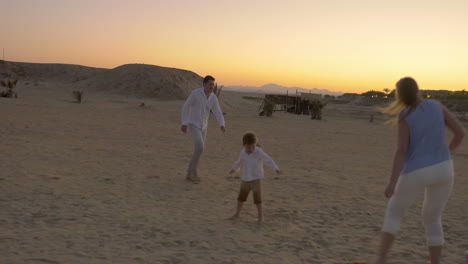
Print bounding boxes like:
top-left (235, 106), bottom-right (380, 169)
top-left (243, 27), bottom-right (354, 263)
top-left (181, 88), bottom-right (225, 130)
top-left (232, 147), bottom-right (279, 182)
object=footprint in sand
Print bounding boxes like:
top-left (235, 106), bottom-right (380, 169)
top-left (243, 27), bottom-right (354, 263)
top-left (26, 259), bottom-right (60, 264)
top-left (100, 178), bottom-right (115, 184)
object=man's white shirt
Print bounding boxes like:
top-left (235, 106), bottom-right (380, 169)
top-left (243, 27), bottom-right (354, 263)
top-left (181, 88), bottom-right (225, 130)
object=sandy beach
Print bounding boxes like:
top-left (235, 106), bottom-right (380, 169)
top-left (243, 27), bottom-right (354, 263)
top-left (1, 81), bottom-right (467, 264)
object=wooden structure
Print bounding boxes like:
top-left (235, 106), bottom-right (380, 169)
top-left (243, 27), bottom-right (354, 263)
top-left (258, 94), bottom-right (293, 116)
top-left (301, 93), bottom-right (322, 101)
top-left (258, 91), bottom-right (326, 118)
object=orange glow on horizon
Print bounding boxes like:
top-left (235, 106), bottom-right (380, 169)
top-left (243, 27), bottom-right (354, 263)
top-left (2, 0), bottom-right (467, 93)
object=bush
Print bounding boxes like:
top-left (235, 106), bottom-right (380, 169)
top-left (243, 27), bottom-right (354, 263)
top-left (0, 79), bottom-right (18, 98)
top-left (361, 90), bottom-right (386, 98)
top-left (72, 90), bottom-right (83, 103)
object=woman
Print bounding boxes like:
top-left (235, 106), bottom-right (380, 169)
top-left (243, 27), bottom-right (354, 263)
top-left (373, 77), bottom-right (465, 264)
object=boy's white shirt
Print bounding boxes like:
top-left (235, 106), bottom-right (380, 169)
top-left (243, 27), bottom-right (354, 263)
top-left (232, 147), bottom-right (279, 181)
top-left (181, 88), bottom-right (225, 130)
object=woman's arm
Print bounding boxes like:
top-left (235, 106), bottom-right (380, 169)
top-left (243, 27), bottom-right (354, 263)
top-left (385, 119), bottom-right (409, 198)
top-left (441, 104), bottom-right (465, 151)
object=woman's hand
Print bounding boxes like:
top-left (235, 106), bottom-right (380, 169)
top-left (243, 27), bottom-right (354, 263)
top-left (384, 182), bottom-right (396, 198)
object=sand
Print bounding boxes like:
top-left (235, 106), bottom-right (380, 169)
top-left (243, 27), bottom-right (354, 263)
top-left (1, 83), bottom-right (467, 264)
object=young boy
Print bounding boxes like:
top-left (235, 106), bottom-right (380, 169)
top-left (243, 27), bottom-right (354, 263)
top-left (229, 132), bottom-right (280, 222)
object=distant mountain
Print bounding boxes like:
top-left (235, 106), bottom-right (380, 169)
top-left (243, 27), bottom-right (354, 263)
top-left (224, 83), bottom-right (342, 96)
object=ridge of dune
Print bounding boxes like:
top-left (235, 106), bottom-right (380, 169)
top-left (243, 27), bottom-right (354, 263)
top-left (0, 60), bottom-right (203, 99)
top-left (82, 64), bottom-right (202, 99)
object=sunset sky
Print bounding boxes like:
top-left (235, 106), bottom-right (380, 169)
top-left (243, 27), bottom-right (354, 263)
top-left (2, 0), bottom-right (467, 93)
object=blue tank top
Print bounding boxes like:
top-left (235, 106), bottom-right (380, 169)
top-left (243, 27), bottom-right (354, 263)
top-left (401, 100), bottom-right (451, 174)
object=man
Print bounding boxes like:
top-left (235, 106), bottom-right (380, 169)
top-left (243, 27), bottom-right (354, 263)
top-left (181, 75), bottom-right (225, 182)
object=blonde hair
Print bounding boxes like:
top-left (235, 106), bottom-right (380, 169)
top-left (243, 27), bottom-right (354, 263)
top-left (381, 77), bottom-right (422, 124)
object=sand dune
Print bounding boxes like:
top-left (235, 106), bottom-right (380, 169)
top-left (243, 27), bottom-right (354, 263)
top-left (0, 61), bottom-right (202, 99)
top-left (82, 64), bottom-right (202, 99)
top-left (0, 60), bottom-right (105, 82)
top-left (1, 82), bottom-right (467, 264)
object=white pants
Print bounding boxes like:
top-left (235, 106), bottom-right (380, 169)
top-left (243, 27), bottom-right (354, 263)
top-left (187, 124), bottom-right (207, 178)
top-left (382, 160), bottom-right (454, 246)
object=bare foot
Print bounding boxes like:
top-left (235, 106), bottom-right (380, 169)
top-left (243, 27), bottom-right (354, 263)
top-left (228, 214), bottom-right (240, 220)
top-left (192, 177), bottom-right (201, 184)
top-left (371, 258), bottom-right (386, 264)
top-left (185, 173), bottom-right (194, 181)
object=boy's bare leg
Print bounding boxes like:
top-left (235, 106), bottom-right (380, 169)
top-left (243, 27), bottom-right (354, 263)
top-left (372, 232), bottom-right (395, 264)
top-left (256, 203), bottom-right (264, 222)
top-left (428, 246), bottom-right (442, 264)
top-left (230, 201), bottom-right (243, 219)
top-left (185, 173), bottom-right (199, 182)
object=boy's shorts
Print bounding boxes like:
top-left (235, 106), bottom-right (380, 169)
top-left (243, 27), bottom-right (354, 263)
top-left (237, 179), bottom-right (262, 204)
